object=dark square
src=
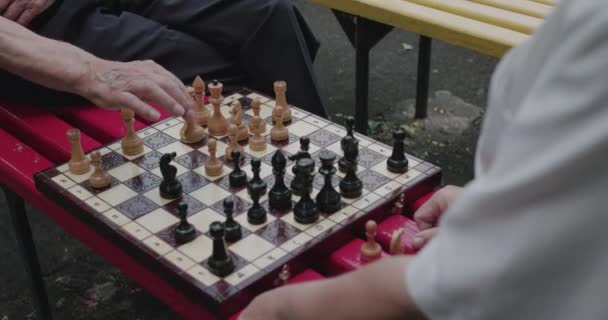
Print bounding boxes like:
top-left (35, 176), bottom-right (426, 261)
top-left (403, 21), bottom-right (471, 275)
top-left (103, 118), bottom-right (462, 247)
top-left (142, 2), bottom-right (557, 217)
top-left (307, 129), bottom-right (341, 148)
top-left (261, 150), bottom-right (295, 166)
top-left (202, 252), bottom-right (248, 279)
top-left (263, 173), bottom-right (294, 190)
top-left (80, 177), bottom-right (121, 195)
top-left (209, 196), bottom-right (251, 216)
top-left (116, 195), bottom-right (159, 219)
top-left (102, 152), bottom-right (129, 171)
top-left (359, 169), bottom-right (391, 191)
top-left (163, 195), bottom-right (206, 217)
top-left (207, 280), bottom-right (235, 300)
top-left (207, 227), bottom-right (252, 246)
top-left (176, 150), bottom-right (209, 170)
top-left (310, 150), bottom-right (338, 169)
top-left (157, 223), bottom-right (203, 248)
top-left (312, 172), bottom-right (340, 190)
top-left (358, 148), bottom-right (386, 168)
top-left (266, 201), bottom-right (295, 218)
top-left (414, 162), bottom-right (433, 172)
top-left (177, 171), bottom-right (210, 193)
top-left (143, 132), bottom-right (176, 149)
top-left (220, 150), bottom-right (251, 169)
top-left (238, 96), bottom-right (253, 109)
top-left (255, 219), bottom-right (300, 246)
top-left (132, 151), bottom-right (163, 171)
top-left (124, 172), bottom-right (163, 193)
top-left (214, 175), bottom-right (247, 194)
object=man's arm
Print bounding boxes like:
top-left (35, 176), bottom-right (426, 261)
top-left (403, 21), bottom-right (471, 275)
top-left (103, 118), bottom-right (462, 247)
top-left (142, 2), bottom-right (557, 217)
top-left (0, 17), bottom-right (193, 120)
top-left (240, 256), bottom-right (426, 320)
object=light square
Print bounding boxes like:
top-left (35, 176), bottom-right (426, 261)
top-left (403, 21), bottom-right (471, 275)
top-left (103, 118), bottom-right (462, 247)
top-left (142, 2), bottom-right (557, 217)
top-left (287, 121), bottom-right (320, 137)
top-left (122, 222), bottom-right (151, 241)
top-left (136, 208), bottom-right (179, 233)
top-left (325, 141), bottom-right (343, 156)
top-left (324, 124), bottom-right (347, 137)
top-left (108, 142), bottom-right (121, 151)
top-left (229, 234), bottom-right (275, 261)
top-left (108, 162), bottom-right (145, 182)
top-left (102, 208), bottom-right (131, 226)
top-left (395, 169), bottom-right (423, 185)
top-left (177, 235), bottom-right (213, 263)
top-left (341, 190), bottom-right (369, 204)
top-left (352, 192), bottom-right (382, 210)
top-left (64, 169), bottom-right (93, 184)
top-left (116, 145), bottom-right (153, 161)
top-left (161, 123), bottom-right (184, 140)
top-left (186, 265), bottom-right (220, 287)
top-left (374, 180), bottom-right (403, 196)
top-left (199, 140), bottom-right (229, 158)
top-left (223, 93), bottom-right (243, 105)
top-left (280, 212), bottom-right (316, 231)
top-left (219, 105), bottom-right (233, 119)
top-left (302, 115), bottom-right (330, 128)
top-left (143, 235), bottom-right (173, 256)
top-left (51, 174), bottom-right (75, 189)
top-left (234, 214), bottom-right (275, 232)
top-left (98, 184), bottom-right (138, 206)
top-left (86, 147), bottom-right (112, 157)
top-left (367, 143), bottom-right (392, 157)
top-left (56, 163), bottom-right (70, 173)
top-left (143, 188), bottom-right (175, 206)
top-left (246, 92), bottom-right (270, 103)
top-left (283, 140), bottom-right (321, 156)
top-left (190, 184), bottom-right (232, 205)
top-left (245, 143), bottom-right (277, 158)
top-left (157, 141), bottom-right (193, 157)
top-left (85, 197), bottom-right (111, 213)
top-left (189, 208), bottom-right (225, 233)
top-left (225, 264), bottom-right (259, 286)
top-left (153, 118), bottom-right (182, 130)
top-left (370, 162), bottom-right (402, 179)
top-left (291, 108), bottom-right (309, 119)
top-left (67, 185), bottom-right (93, 201)
top-left (305, 219), bottom-right (336, 237)
top-left (247, 104), bottom-right (274, 119)
top-left (253, 248), bottom-right (288, 269)
top-left (335, 165), bottom-right (366, 178)
top-left (280, 232), bottom-right (313, 252)
top-left (137, 127), bottom-right (159, 138)
top-left (151, 162), bottom-right (188, 179)
top-left (164, 250), bottom-right (196, 271)
top-left (354, 133), bottom-right (374, 147)
top-left (236, 188), bottom-right (267, 207)
top-left (241, 161), bottom-right (273, 179)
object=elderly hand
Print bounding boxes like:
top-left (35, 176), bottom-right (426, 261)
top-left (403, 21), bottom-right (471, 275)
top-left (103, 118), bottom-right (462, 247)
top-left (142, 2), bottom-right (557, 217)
top-left (412, 185), bottom-right (463, 249)
top-left (0, 0), bottom-right (53, 26)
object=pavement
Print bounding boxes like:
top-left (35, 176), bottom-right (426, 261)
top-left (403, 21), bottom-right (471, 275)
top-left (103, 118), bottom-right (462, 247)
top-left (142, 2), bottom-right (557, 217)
top-left (0, 1), bottom-right (497, 319)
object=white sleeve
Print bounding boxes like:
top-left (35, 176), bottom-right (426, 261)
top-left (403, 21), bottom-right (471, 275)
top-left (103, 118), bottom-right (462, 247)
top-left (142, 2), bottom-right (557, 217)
top-left (407, 2), bottom-right (608, 319)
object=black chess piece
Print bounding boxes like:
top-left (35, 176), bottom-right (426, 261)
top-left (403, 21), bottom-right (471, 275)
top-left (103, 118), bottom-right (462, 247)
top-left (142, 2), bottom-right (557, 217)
top-left (247, 158), bottom-right (268, 224)
top-left (293, 158), bottom-right (319, 224)
top-left (268, 150), bottom-right (292, 211)
top-left (229, 149), bottom-right (247, 188)
top-left (159, 152), bottom-right (183, 199)
top-left (207, 221), bottom-right (235, 277)
top-left (223, 197), bottom-right (242, 242)
top-left (248, 158), bottom-right (267, 195)
top-left (174, 202), bottom-right (196, 244)
top-left (339, 136), bottom-right (363, 199)
top-left (290, 137), bottom-right (313, 196)
top-left (316, 151), bottom-right (341, 213)
top-left (339, 116), bottom-right (357, 173)
top-left (387, 128), bottom-right (409, 173)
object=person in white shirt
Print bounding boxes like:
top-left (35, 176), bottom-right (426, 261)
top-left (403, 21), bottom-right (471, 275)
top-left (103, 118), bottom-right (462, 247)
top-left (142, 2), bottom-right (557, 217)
top-left (240, 1), bottom-right (608, 319)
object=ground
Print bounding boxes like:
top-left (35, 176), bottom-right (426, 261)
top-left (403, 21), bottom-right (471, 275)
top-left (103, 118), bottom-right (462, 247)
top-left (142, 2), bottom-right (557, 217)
top-left (0, 1), bottom-right (497, 319)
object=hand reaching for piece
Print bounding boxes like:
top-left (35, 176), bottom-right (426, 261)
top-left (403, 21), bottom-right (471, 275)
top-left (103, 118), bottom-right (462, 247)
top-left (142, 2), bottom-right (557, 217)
top-left (0, 0), bottom-right (53, 26)
top-left (412, 185), bottom-right (463, 250)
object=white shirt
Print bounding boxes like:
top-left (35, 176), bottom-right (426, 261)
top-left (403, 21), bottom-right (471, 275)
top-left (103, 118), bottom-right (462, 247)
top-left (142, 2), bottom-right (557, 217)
top-left (407, 1), bottom-right (608, 319)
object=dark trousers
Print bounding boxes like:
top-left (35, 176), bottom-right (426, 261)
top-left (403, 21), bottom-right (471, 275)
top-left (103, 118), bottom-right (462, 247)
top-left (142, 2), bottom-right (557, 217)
top-left (1, 0), bottom-right (326, 116)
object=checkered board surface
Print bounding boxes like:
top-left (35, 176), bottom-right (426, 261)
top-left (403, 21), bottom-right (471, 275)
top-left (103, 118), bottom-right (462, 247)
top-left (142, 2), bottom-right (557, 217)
top-left (35, 88), bottom-right (441, 316)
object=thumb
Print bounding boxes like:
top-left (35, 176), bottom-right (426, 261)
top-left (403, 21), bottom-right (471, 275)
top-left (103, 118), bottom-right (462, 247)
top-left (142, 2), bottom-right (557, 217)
top-left (412, 227), bottom-right (438, 250)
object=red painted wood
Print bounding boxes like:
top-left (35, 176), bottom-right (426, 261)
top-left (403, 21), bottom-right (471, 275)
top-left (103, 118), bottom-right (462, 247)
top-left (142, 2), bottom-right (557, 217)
top-left (320, 238), bottom-right (389, 276)
top-left (0, 102), bottom-right (100, 163)
top-left (410, 190), bottom-right (436, 213)
top-left (376, 215), bottom-right (419, 255)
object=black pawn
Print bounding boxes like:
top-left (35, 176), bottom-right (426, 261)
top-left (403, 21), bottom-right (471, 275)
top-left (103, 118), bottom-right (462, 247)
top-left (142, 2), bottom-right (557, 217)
top-left (340, 136), bottom-right (363, 199)
top-left (339, 116), bottom-right (357, 173)
top-left (159, 152), bottom-right (183, 199)
top-left (387, 128), bottom-right (409, 173)
top-left (223, 198), bottom-right (242, 242)
top-left (268, 150), bottom-right (292, 211)
top-left (316, 151), bottom-right (341, 213)
top-left (174, 202), bottom-right (196, 244)
top-left (293, 158), bottom-right (319, 224)
top-left (248, 159), bottom-right (268, 224)
top-left (229, 149), bottom-right (247, 188)
top-left (248, 158), bottom-right (267, 195)
top-left (290, 137), bottom-right (313, 196)
top-left (207, 221), bottom-right (235, 277)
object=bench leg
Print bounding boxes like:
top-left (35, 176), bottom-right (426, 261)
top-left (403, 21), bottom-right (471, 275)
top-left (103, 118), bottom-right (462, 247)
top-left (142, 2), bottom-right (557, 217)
top-left (2, 185), bottom-right (54, 320)
top-left (415, 36), bottom-right (433, 119)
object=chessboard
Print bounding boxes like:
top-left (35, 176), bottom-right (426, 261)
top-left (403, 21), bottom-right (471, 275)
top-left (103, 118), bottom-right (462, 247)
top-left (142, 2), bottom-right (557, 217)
top-left (34, 80), bottom-right (441, 318)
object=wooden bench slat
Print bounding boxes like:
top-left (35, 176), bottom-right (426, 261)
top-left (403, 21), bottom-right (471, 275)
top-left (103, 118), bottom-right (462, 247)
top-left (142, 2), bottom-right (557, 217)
top-left (310, 0), bottom-right (528, 57)
top-left (468, 0), bottom-right (552, 18)
top-left (408, 0), bottom-right (542, 34)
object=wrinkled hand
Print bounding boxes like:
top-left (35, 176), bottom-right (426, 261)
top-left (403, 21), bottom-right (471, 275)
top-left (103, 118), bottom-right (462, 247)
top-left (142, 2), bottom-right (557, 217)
top-left (77, 59), bottom-right (193, 121)
top-left (239, 290), bottom-right (284, 320)
top-left (412, 185), bottom-right (463, 250)
top-left (0, 0), bottom-right (52, 26)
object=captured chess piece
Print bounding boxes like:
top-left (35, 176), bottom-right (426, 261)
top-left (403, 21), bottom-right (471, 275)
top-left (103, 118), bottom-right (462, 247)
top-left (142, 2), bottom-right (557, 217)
top-left (192, 75), bottom-right (210, 126)
top-left (339, 135), bottom-right (363, 199)
top-left (268, 150), bottom-right (292, 211)
top-left (225, 124), bottom-right (244, 162)
top-left (231, 101), bottom-right (249, 141)
top-left (387, 127), bottom-right (409, 173)
top-left (207, 80), bottom-right (229, 136)
top-left (229, 149), bottom-right (247, 188)
top-left (293, 158), bottom-right (319, 224)
top-left (339, 116), bottom-right (357, 173)
top-left (247, 158), bottom-right (268, 224)
top-left (121, 108), bottom-right (144, 156)
top-left (205, 138), bottom-right (224, 177)
top-left (159, 152), bottom-right (183, 199)
top-left (88, 151), bottom-right (111, 188)
top-left (207, 221), bottom-right (235, 277)
top-left (174, 202), bottom-right (196, 244)
top-left (180, 110), bottom-right (207, 144)
top-left (270, 104), bottom-right (289, 142)
top-left (316, 151), bottom-right (341, 213)
top-left (360, 220), bottom-right (382, 262)
top-left (249, 98), bottom-right (266, 134)
top-left (389, 228), bottom-right (405, 255)
top-left (223, 197), bottom-right (242, 242)
top-left (289, 137), bottom-right (313, 196)
top-left (272, 81), bottom-right (292, 123)
top-left (273, 264), bottom-right (291, 287)
top-left (67, 128), bottom-right (90, 175)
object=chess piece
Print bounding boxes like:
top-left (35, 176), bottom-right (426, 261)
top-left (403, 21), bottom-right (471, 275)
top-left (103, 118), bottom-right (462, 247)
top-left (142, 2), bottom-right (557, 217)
top-left (231, 101), bottom-right (249, 141)
top-left (274, 264), bottom-right (291, 287)
top-left (249, 124), bottom-right (266, 152)
top-left (289, 137), bottom-right (313, 196)
top-left (159, 152), bottom-right (183, 199)
top-left (389, 228), bottom-right (405, 255)
top-left (339, 116), bottom-right (357, 173)
top-left (272, 81), bottom-right (292, 123)
top-left (293, 158), bottom-right (319, 224)
top-left (225, 124), bottom-right (244, 162)
top-left (192, 75), bottom-right (210, 126)
top-left (121, 108), bottom-right (144, 156)
top-left (174, 202), bottom-right (196, 244)
top-left (180, 110), bottom-right (207, 144)
top-left (249, 99), bottom-right (266, 134)
top-left (340, 136), bottom-right (363, 199)
top-left (247, 158), bottom-right (268, 224)
top-left (316, 151), bottom-right (341, 213)
top-left (223, 197), bottom-right (242, 242)
top-left (67, 128), bottom-right (90, 175)
top-left (207, 221), bottom-right (235, 277)
top-left (207, 80), bottom-right (229, 136)
top-left (205, 138), bottom-right (224, 176)
top-left (229, 149), bottom-right (247, 188)
top-left (387, 128), bottom-right (409, 173)
top-left (88, 151), bottom-right (110, 188)
top-left (360, 220), bottom-right (382, 262)
top-left (270, 105), bottom-right (289, 142)
top-left (268, 150), bottom-right (292, 211)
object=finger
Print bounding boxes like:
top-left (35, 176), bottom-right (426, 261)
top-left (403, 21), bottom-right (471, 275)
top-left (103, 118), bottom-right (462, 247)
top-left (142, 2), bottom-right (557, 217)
top-left (413, 194), bottom-right (445, 230)
top-left (0, 0), bottom-right (10, 13)
top-left (130, 80), bottom-right (184, 117)
top-left (114, 92), bottom-right (160, 121)
top-left (412, 227), bottom-right (438, 250)
top-left (152, 74), bottom-right (193, 114)
top-left (3, 1), bottom-right (24, 20)
top-left (153, 68), bottom-right (194, 110)
top-left (16, 8), bottom-right (34, 26)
